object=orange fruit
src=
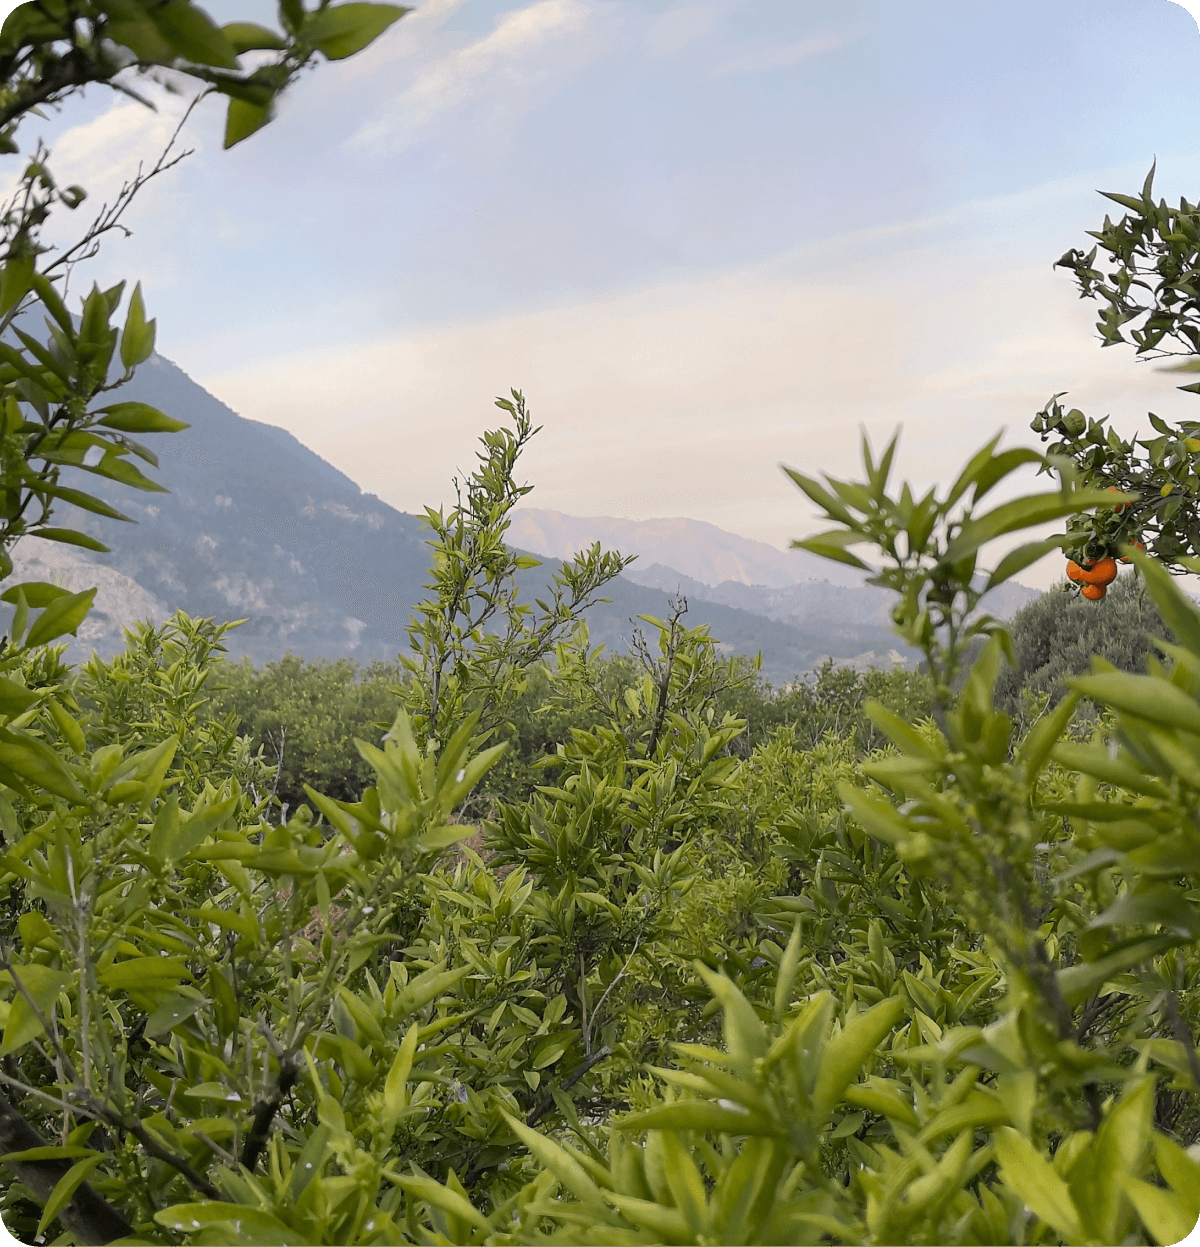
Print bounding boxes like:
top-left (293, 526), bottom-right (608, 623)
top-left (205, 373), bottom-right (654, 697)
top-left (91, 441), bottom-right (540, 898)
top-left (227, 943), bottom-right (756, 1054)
top-left (1065, 560), bottom-right (1088, 583)
top-left (1107, 486), bottom-right (1130, 513)
top-left (1080, 556), bottom-right (1118, 586)
top-left (1081, 583), bottom-right (1106, 600)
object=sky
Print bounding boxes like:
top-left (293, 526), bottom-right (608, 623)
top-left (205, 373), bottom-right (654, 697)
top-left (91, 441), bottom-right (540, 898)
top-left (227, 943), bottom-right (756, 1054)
top-left (6, 0), bottom-right (1200, 586)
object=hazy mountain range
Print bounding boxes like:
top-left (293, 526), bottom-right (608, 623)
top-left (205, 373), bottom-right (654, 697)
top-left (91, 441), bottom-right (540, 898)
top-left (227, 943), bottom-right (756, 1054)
top-left (1, 353), bottom-right (1040, 682)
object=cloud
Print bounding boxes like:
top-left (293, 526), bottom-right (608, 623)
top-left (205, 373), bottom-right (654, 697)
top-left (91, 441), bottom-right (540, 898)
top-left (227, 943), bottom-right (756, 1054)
top-left (712, 27), bottom-right (869, 77)
top-left (350, 0), bottom-right (590, 153)
top-left (202, 164), bottom-right (1200, 594)
top-left (48, 96), bottom-right (188, 195)
top-left (642, 3), bottom-right (723, 58)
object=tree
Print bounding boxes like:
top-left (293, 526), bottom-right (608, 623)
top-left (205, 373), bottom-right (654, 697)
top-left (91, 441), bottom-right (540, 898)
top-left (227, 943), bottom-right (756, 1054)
top-left (1035, 165), bottom-right (1200, 573)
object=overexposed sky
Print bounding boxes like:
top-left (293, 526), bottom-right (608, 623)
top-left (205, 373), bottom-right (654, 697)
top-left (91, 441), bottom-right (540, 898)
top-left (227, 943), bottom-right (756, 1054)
top-left (6, 1), bottom-right (1200, 586)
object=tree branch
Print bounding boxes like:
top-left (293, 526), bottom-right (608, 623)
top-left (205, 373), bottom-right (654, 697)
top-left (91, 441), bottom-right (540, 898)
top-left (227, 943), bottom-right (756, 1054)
top-left (525, 1046), bottom-right (613, 1128)
top-left (0, 1089), bottom-right (134, 1246)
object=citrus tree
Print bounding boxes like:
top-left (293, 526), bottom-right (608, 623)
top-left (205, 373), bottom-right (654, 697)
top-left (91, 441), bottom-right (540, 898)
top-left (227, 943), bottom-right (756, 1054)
top-left (1036, 165), bottom-right (1200, 590)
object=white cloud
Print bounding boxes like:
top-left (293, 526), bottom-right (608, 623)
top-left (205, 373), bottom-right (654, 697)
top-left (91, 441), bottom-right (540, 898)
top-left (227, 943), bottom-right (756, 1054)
top-left (713, 27), bottom-right (868, 77)
top-left (350, 0), bottom-right (590, 152)
top-left (48, 97), bottom-right (188, 195)
top-left (203, 165), bottom-right (1200, 593)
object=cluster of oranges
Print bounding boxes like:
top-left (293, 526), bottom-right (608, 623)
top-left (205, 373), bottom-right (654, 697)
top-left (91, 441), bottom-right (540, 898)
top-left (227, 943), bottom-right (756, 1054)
top-left (1065, 487), bottom-right (1144, 601)
top-left (1066, 556), bottom-right (1118, 600)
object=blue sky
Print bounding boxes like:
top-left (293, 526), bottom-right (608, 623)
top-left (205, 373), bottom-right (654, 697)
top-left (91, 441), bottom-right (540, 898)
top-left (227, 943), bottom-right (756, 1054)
top-left (9, 0), bottom-right (1200, 582)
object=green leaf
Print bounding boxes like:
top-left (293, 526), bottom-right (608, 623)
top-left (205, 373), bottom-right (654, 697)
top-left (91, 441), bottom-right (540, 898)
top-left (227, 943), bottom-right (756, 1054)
top-left (1016, 691), bottom-right (1079, 778)
top-left (0, 582), bottom-right (72, 608)
top-left (0, 676), bottom-right (38, 716)
top-left (620, 1100), bottom-right (777, 1136)
top-left (1055, 937), bottom-right (1177, 1004)
top-left (532, 1035), bottom-right (570, 1069)
top-left (1068, 671), bottom-right (1200, 735)
top-left (24, 587), bottom-right (95, 647)
top-left (385, 1171), bottom-right (492, 1234)
top-left (95, 401), bottom-right (187, 434)
top-left (0, 735), bottom-right (87, 802)
top-left (32, 528), bottom-right (110, 553)
top-left (501, 1110), bottom-right (618, 1216)
top-left (36, 1153), bottom-right (104, 1237)
top-left (984, 536), bottom-right (1065, 592)
top-left (812, 995), bottom-right (907, 1121)
top-left (1154, 1133), bottom-right (1200, 1216)
top-left (148, 0), bottom-right (239, 67)
top-left (154, 1202), bottom-right (304, 1242)
top-left (781, 466), bottom-right (855, 524)
top-left (221, 20), bottom-right (287, 51)
top-left (946, 488), bottom-right (1125, 562)
top-left (99, 956), bottom-right (191, 992)
top-left (1124, 1176), bottom-right (1198, 1247)
top-left (78, 452), bottom-right (167, 493)
top-left (1089, 885), bottom-right (1200, 937)
top-left (945, 433), bottom-right (1004, 508)
top-left (1128, 546), bottom-right (1200, 658)
top-left (118, 283), bottom-right (156, 370)
top-left (304, 2), bottom-right (410, 59)
top-left (0, 965), bottom-right (72, 1056)
top-left (971, 447), bottom-right (1044, 501)
top-left (791, 532), bottom-right (872, 571)
top-left (144, 992), bottom-right (206, 1037)
top-left (993, 1127), bottom-right (1084, 1241)
top-left (695, 965), bottom-right (768, 1064)
top-left (224, 97), bottom-right (274, 148)
top-left (0, 253), bottom-right (34, 314)
top-left (26, 482), bottom-right (133, 522)
top-left (383, 1023), bottom-right (419, 1122)
top-left (774, 921), bottom-right (804, 1023)
top-left (103, 7), bottom-right (177, 62)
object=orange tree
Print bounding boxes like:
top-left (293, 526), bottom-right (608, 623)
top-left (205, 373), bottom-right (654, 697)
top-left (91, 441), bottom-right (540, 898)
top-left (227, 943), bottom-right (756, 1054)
top-left (1035, 165), bottom-right (1200, 582)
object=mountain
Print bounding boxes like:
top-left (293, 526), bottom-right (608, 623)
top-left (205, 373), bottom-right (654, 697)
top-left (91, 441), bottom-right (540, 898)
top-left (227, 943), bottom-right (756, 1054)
top-left (0, 351), bottom-right (1027, 680)
top-left (623, 562), bottom-right (1040, 630)
top-left (507, 508), bottom-right (865, 589)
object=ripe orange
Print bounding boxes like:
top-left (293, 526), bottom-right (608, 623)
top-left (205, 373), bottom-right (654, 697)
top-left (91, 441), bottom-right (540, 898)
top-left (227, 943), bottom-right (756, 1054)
top-left (1080, 556), bottom-right (1118, 586)
top-left (1081, 583), bottom-right (1107, 600)
top-left (1065, 560), bottom-right (1088, 583)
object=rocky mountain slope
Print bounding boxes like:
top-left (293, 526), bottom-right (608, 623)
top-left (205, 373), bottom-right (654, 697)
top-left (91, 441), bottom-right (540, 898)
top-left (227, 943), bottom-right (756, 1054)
top-left (0, 352), bottom-right (1029, 679)
top-left (508, 508), bottom-right (865, 589)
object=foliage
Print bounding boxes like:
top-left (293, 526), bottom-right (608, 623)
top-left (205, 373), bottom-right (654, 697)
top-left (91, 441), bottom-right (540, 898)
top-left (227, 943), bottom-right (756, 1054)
top-left (993, 574), bottom-right (1166, 729)
top-left (210, 654), bottom-right (400, 812)
top-left (3, 68), bottom-right (1200, 1247)
top-left (1039, 164), bottom-right (1200, 569)
top-left (401, 392), bottom-right (630, 753)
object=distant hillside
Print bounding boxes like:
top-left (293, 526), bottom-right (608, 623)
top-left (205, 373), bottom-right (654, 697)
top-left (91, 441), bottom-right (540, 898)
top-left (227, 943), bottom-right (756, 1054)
top-left (508, 508), bottom-right (865, 589)
top-left (0, 352), bottom-right (968, 678)
top-left (624, 562), bottom-right (1040, 629)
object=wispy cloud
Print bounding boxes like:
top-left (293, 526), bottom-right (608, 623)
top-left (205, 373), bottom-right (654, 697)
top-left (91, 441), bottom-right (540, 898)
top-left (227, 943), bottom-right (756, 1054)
top-left (713, 27), bottom-right (868, 77)
top-left (643, 3), bottom-right (723, 59)
top-left (350, 0), bottom-right (590, 153)
top-left (204, 170), bottom-right (1197, 586)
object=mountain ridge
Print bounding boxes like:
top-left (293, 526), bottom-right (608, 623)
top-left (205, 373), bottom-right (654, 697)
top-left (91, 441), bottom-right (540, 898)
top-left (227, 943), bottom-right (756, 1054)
top-left (0, 352), bottom-right (1031, 679)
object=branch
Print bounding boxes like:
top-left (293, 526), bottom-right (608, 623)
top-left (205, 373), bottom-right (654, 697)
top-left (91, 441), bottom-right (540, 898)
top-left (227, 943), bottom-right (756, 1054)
top-left (525, 1046), bottom-right (613, 1127)
top-left (239, 1047), bottom-right (303, 1172)
top-left (0, 1089), bottom-right (133, 1246)
top-left (1164, 989), bottom-right (1200, 1092)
